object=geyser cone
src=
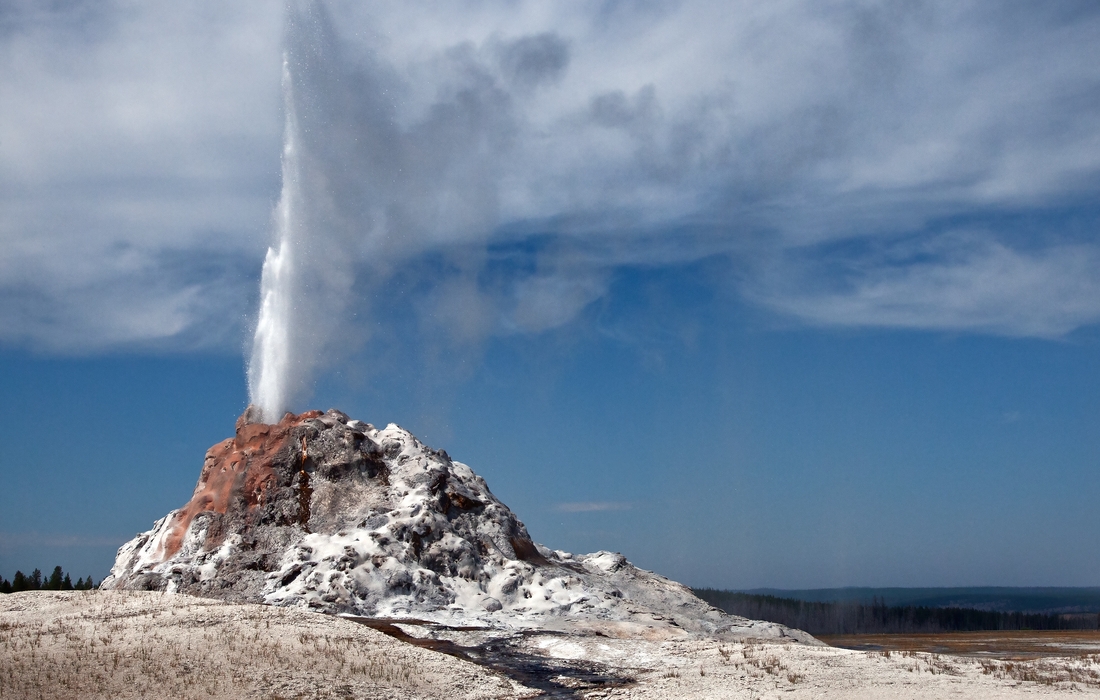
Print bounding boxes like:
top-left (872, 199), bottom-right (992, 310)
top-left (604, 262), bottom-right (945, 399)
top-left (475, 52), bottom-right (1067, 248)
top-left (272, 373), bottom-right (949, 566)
top-left (102, 408), bottom-right (813, 642)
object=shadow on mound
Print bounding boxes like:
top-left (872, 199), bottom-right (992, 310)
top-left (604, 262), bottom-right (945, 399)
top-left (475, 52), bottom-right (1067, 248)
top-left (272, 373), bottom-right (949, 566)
top-left (349, 617), bottom-right (636, 698)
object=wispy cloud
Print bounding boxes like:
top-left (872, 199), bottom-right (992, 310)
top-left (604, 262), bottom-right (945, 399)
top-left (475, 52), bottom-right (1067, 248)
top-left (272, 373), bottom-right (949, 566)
top-left (0, 532), bottom-right (127, 549)
top-left (0, 1), bottom-right (280, 352)
top-left (756, 237), bottom-right (1100, 337)
top-left (555, 501), bottom-right (632, 513)
top-left (2, 0), bottom-right (1099, 361)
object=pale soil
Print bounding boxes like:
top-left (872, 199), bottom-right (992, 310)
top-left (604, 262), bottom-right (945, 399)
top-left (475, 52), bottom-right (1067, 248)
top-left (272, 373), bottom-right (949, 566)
top-left (4, 591), bottom-right (1100, 699)
top-left (0, 591), bottom-right (520, 700)
top-left (541, 636), bottom-right (1100, 698)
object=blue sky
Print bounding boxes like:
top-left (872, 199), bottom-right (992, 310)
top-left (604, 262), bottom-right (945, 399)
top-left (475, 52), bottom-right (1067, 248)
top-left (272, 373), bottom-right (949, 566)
top-left (2, 0), bottom-right (1099, 588)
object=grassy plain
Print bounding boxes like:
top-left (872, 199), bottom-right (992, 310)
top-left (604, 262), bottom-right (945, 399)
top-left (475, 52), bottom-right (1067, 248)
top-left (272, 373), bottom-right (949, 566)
top-left (821, 630), bottom-right (1100, 660)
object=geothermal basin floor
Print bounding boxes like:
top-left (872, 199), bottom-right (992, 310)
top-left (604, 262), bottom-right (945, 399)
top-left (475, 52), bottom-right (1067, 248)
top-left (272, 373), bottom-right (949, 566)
top-left (4, 590), bottom-right (1100, 699)
top-left (820, 630), bottom-right (1100, 660)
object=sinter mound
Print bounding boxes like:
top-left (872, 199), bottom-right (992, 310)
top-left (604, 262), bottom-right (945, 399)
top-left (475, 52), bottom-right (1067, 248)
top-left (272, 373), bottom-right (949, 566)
top-left (103, 407), bottom-right (812, 641)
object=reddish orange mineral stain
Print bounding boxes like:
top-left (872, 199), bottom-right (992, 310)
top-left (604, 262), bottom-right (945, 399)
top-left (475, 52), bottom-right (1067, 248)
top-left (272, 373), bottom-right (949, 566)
top-left (160, 409), bottom-right (324, 560)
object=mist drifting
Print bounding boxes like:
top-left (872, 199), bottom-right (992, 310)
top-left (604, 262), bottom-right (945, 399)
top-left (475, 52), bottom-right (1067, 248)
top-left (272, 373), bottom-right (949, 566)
top-left (230, 0), bottom-right (1100, 417)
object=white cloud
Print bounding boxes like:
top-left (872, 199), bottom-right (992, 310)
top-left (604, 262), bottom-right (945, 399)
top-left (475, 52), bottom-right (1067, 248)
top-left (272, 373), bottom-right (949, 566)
top-left (2, 0), bottom-right (1099, 356)
top-left (757, 237), bottom-right (1100, 337)
top-left (0, 0), bottom-right (281, 351)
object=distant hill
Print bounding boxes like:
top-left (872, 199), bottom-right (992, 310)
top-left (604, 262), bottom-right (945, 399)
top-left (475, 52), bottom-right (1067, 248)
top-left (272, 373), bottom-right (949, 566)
top-left (738, 588), bottom-right (1100, 614)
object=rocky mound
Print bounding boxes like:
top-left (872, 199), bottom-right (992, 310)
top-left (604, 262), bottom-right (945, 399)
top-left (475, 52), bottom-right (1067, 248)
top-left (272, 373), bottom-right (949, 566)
top-left (103, 408), bottom-right (813, 642)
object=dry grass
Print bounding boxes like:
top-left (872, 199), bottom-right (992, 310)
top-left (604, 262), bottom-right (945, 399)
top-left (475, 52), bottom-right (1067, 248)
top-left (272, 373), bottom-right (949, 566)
top-left (855, 648), bottom-right (1100, 689)
top-left (9, 591), bottom-right (1100, 699)
top-left (815, 631), bottom-right (1100, 690)
top-left (978, 656), bottom-right (1100, 688)
top-left (632, 637), bottom-right (1100, 697)
top-left (820, 629), bottom-right (1100, 660)
top-left (0, 591), bottom-right (517, 700)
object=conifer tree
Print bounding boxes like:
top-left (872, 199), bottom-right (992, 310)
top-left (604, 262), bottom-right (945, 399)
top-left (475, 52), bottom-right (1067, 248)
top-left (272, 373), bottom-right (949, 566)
top-left (75, 576), bottom-right (85, 590)
top-left (12, 571), bottom-right (27, 592)
top-left (29, 569), bottom-right (42, 590)
top-left (62, 573), bottom-right (73, 590)
top-left (0, 577), bottom-right (11, 594)
top-left (48, 566), bottom-right (64, 590)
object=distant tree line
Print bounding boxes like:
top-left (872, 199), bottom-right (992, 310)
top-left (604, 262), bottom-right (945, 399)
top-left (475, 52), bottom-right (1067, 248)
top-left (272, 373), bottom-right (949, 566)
top-left (693, 589), bottom-right (1100, 635)
top-left (0, 566), bottom-right (97, 593)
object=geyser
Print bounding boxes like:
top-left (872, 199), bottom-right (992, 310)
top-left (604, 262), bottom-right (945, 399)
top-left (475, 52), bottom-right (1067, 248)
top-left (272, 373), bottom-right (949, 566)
top-left (248, 56), bottom-right (299, 420)
top-left (248, 56), bottom-right (303, 422)
top-left (247, 1), bottom-right (354, 422)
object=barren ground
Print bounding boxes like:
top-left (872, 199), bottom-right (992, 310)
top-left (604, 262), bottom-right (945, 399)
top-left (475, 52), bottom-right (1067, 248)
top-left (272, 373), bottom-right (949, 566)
top-left (4, 591), bottom-right (1100, 699)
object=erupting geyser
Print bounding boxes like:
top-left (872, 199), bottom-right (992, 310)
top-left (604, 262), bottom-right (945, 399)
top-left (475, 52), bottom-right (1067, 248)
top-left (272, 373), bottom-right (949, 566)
top-left (120, 0), bottom-right (810, 644)
top-left (248, 55), bottom-right (303, 423)
top-left (248, 1), bottom-right (356, 422)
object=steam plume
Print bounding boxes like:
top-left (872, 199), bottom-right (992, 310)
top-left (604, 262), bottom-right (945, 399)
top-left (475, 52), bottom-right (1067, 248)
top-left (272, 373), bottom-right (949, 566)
top-left (248, 1), bottom-right (352, 421)
top-left (246, 57), bottom-right (298, 421)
